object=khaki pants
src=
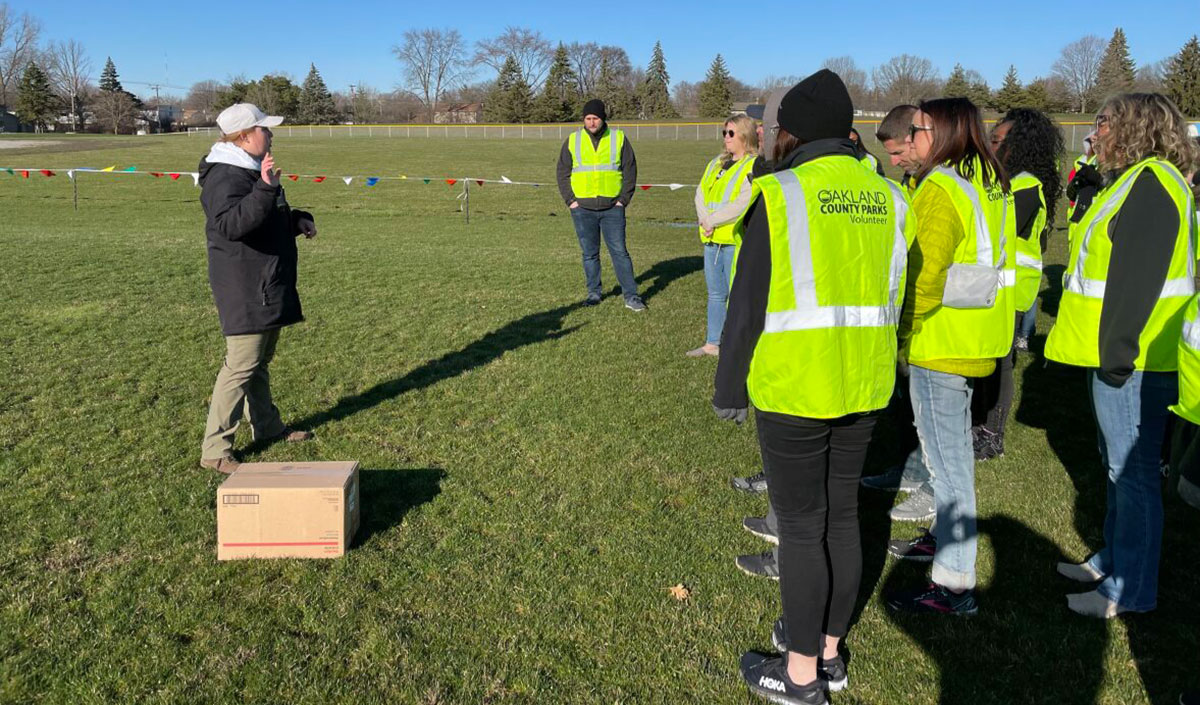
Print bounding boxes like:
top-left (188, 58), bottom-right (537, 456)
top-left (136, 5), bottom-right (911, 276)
top-left (201, 330), bottom-right (287, 460)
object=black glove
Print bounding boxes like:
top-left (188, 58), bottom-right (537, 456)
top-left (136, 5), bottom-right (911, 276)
top-left (292, 209), bottom-right (317, 238)
top-left (713, 404), bottom-right (748, 425)
top-left (1066, 164), bottom-right (1102, 201)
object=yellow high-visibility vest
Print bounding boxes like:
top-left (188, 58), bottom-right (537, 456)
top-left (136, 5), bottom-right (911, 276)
top-left (699, 154), bottom-right (756, 245)
top-left (568, 127), bottom-right (624, 199)
top-left (1012, 171), bottom-right (1047, 312)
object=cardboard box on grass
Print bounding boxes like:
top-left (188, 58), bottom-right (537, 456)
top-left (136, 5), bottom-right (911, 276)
top-left (217, 461), bottom-right (359, 560)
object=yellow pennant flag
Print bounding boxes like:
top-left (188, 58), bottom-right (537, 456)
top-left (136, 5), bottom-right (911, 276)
top-left (101, 165), bottom-right (116, 172)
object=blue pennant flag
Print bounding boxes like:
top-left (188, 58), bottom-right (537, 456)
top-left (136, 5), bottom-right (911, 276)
top-left (366, 177), bottom-right (380, 187)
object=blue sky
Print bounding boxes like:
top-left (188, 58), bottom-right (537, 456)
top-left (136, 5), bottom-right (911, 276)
top-left (12, 1), bottom-right (1198, 99)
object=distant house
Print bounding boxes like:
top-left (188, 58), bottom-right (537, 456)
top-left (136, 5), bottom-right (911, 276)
top-left (729, 102), bottom-right (752, 117)
top-left (1, 110), bottom-right (24, 132)
top-left (140, 104), bottom-right (180, 132)
top-left (434, 103), bottom-right (483, 124)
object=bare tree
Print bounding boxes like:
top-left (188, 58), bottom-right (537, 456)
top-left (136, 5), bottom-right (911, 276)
top-left (473, 26), bottom-right (553, 91)
top-left (821, 56), bottom-right (869, 105)
top-left (0, 5), bottom-right (41, 108)
top-left (565, 43), bottom-right (632, 97)
top-left (45, 39), bottom-right (91, 131)
top-left (1134, 58), bottom-right (1168, 93)
top-left (1051, 35), bottom-right (1104, 112)
top-left (872, 54), bottom-right (939, 106)
top-left (393, 28), bottom-right (471, 122)
top-left (184, 79), bottom-right (227, 124)
top-left (92, 89), bottom-right (138, 134)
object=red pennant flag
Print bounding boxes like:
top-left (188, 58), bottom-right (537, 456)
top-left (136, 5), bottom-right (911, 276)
top-left (40, 169), bottom-right (55, 177)
top-left (20, 170), bottom-right (29, 178)
top-left (151, 172), bottom-right (163, 178)
top-left (169, 173), bottom-right (181, 180)
top-left (639, 184), bottom-right (652, 190)
top-left (287, 174), bottom-right (299, 181)
top-left (445, 179), bottom-right (457, 186)
top-left (313, 176), bottom-right (326, 183)
top-left (475, 180), bottom-right (484, 186)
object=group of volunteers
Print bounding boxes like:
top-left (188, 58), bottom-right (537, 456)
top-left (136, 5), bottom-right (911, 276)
top-left (190, 66), bottom-right (1200, 705)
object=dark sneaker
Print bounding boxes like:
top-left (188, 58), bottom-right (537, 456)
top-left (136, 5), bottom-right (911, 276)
top-left (888, 529), bottom-right (936, 562)
top-left (886, 582), bottom-right (978, 616)
top-left (199, 456), bottom-right (240, 474)
top-left (973, 428), bottom-right (1003, 462)
top-left (732, 471), bottom-right (769, 494)
top-left (736, 551), bottom-right (779, 580)
top-left (584, 293), bottom-right (602, 306)
top-left (624, 296), bottom-right (646, 312)
top-left (743, 516), bottom-right (779, 545)
top-left (1013, 336), bottom-right (1029, 352)
top-left (740, 651), bottom-right (829, 705)
top-left (1180, 691), bottom-right (1200, 705)
top-left (769, 619), bottom-right (848, 692)
top-left (861, 463), bottom-right (924, 493)
top-left (889, 485), bottom-right (935, 522)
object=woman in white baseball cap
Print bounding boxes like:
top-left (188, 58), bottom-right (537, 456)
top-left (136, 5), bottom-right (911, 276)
top-left (196, 103), bottom-right (317, 474)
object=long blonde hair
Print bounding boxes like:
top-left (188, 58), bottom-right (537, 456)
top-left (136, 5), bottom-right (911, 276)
top-left (719, 115), bottom-right (759, 162)
top-left (1095, 93), bottom-right (1200, 176)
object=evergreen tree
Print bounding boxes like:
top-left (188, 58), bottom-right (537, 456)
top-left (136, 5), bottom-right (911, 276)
top-left (16, 62), bottom-right (57, 132)
top-left (98, 57), bottom-right (122, 93)
top-left (638, 41), bottom-right (677, 119)
top-left (1095, 28), bottom-right (1137, 101)
top-left (485, 55), bottom-right (532, 122)
top-left (1165, 35), bottom-right (1200, 116)
top-left (697, 54), bottom-right (733, 118)
top-left (966, 78), bottom-right (992, 109)
top-left (595, 55), bottom-right (636, 119)
top-left (992, 65), bottom-right (1026, 112)
top-left (943, 63), bottom-right (971, 98)
top-left (532, 44), bottom-right (579, 122)
top-left (297, 64), bottom-right (338, 124)
top-left (1022, 79), bottom-right (1052, 112)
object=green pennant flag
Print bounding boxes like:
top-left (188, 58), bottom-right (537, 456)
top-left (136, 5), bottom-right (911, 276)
top-left (423, 178), bottom-right (430, 185)
top-left (4, 168), bottom-right (12, 175)
top-left (123, 166), bottom-right (137, 172)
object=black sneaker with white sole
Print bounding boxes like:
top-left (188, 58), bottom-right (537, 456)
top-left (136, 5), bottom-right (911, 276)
top-left (736, 551), bottom-right (779, 580)
top-left (743, 516), bottom-right (779, 545)
top-left (740, 651), bottom-right (829, 705)
top-left (886, 582), bottom-right (978, 616)
top-left (583, 293), bottom-right (602, 306)
top-left (769, 619), bottom-right (848, 692)
top-left (888, 529), bottom-right (936, 562)
top-left (732, 471), bottom-right (769, 493)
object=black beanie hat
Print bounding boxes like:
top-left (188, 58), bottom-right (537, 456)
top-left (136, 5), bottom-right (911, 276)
top-left (582, 99), bottom-right (607, 121)
top-left (777, 69), bottom-right (853, 143)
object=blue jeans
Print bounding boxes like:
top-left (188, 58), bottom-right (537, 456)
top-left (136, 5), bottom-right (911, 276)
top-left (570, 206), bottom-right (638, 299)
top-left (1018, 301), bottom-right (1038, 340)
top-left (702, 242), bottom-right (736, 345)
top-left (910, 365), bottom-right (977, 591)
top-left (1085, 369), bottom-right (1174, 611)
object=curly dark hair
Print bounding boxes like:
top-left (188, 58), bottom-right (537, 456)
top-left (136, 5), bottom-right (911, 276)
top-left (995, 108), bottom-right (1065, 228)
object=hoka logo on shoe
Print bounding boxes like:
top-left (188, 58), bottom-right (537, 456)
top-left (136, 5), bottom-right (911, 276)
top-left (759, 676), bottom-right (786, 692)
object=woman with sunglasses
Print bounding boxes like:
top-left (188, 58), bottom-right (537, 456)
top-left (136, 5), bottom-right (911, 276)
top-left (971, 108), bottom-right (1065, 459)
top-left (688, 115), bottom-right (759, 357)
top-left (884, 97), bottom-right (1015, 616)
top-left (1046, 93), bottom-right (1199, 618)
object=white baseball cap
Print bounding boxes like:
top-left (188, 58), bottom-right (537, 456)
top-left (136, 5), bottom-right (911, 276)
top-left (216, 103), bottom-right (284, 135)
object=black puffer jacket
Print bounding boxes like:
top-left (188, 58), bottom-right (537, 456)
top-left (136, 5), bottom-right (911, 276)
top-left (199, 158), bottom-right (311, 336)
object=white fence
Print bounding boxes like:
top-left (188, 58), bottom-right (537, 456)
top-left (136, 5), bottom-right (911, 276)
top-left (189, 120), bottom-right (1096, 152)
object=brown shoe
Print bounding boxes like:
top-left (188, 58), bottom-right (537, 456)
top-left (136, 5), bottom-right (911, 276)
top-left (200, 456), bottom-right (240, 475)
top-left (269, 426), bottom-right (314, 443)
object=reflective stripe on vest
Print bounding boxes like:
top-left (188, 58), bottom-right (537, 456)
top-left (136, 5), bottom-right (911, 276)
top-left (571, 128), bottom-right (619, 173)
top-left (1063, 164), bottom-right (1196, 300)
top-left (703, 157), bottom-right (753, 211)
top-left (761, 169), bottom-right (908, 334)
top-left (931, 165), bottom-right (1008, 273)
top-left (1172, 295), bottom-right (1200, 425)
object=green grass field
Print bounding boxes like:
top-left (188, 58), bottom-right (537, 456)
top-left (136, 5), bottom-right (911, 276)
top-left (1, 132), bottom-right (1197, 705)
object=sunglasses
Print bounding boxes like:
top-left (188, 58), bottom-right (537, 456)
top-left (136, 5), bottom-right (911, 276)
top-left (908, 123), bottom-right (933, 139)
top-left (721, 129), bottom-right (736, 138)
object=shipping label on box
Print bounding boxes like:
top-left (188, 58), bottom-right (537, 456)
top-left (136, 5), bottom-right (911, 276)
top-left (217, 461), bottom-right (360, 560)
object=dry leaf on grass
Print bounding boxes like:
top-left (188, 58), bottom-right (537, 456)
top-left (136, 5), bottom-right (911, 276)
top-left (667, 583), bottom-right (691, 601)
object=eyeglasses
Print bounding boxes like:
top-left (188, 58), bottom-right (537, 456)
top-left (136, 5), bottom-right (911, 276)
top-left (1094, 114), bottom-right (1109, 130)
top-left (769, 124), bottom-right (781, 135)
top-left (721, 130), bottom-right (736, 138)
top-left (908, 123), bottom-right (933, 139)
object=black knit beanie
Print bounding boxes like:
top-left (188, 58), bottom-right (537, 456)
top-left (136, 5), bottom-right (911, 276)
top-left (582, 99), bottom-right (607, 121)
top-left (777, 69), bottom-right (853, 143)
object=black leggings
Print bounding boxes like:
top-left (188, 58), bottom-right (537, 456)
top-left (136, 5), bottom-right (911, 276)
top-left (758, 409), bottom-right (877, 657)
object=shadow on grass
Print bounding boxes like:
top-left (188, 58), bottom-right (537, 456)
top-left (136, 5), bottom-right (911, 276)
top-left (267, 255), bottom-right (702, 437)
top-left (881, 514), bottom-right (1108, 705)
top-left (355, 467), bottom-right (444, 546)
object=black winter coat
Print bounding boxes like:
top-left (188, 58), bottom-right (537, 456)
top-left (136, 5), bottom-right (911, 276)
top-left (199, 158), bottom-right (311, 336)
